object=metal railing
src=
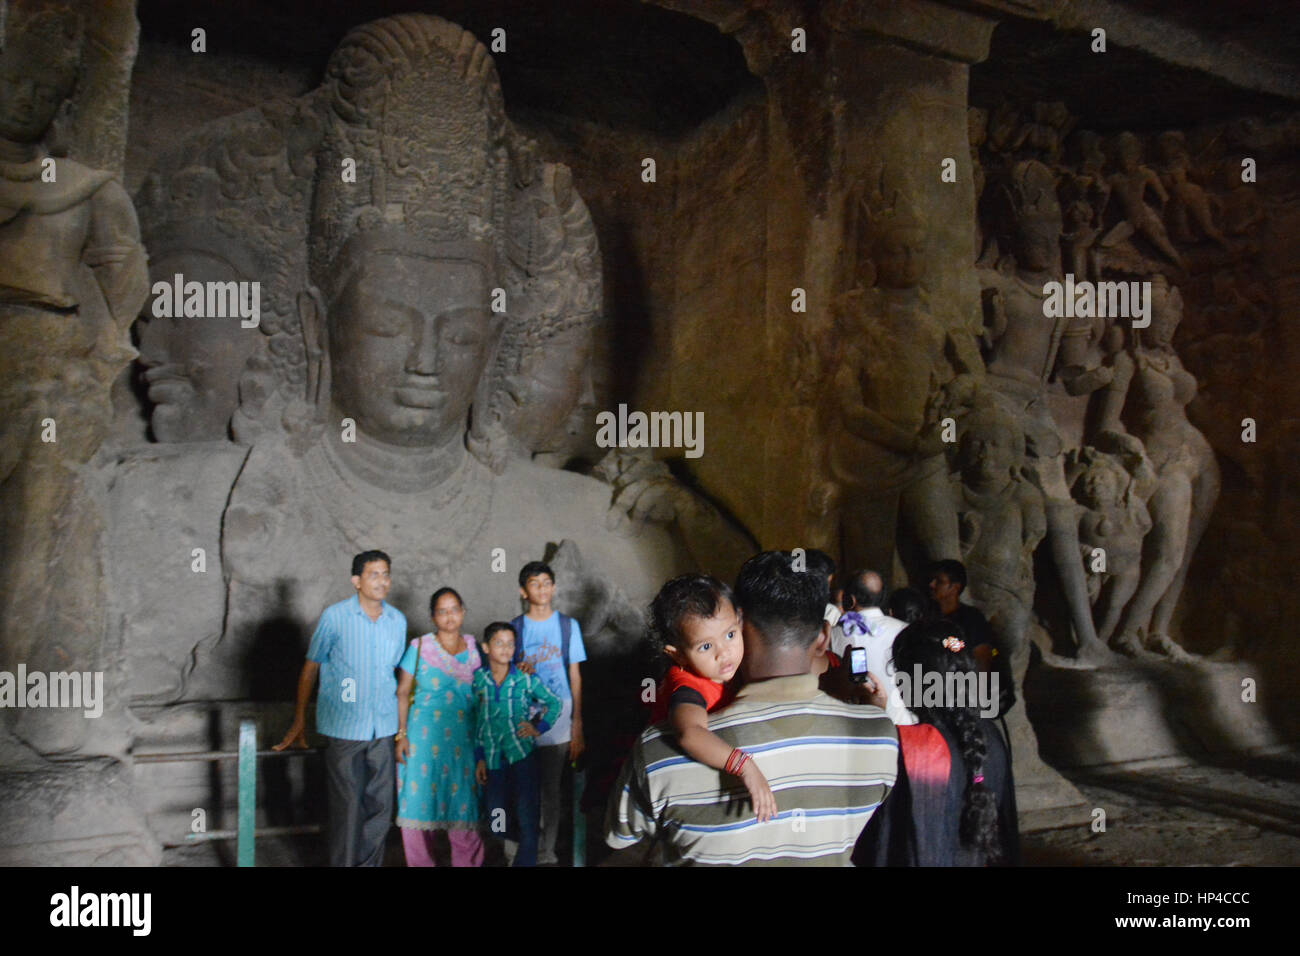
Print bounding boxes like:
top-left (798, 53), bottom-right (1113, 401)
top-left (138, 719), bottom-right (590, 866)
top-left (136, 719), bottom-right (319, 866)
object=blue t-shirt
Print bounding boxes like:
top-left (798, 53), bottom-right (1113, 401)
top-left (517, 612), bottom-right (586, 746)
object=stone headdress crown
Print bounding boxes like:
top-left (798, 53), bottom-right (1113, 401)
top-left (309, 14), bottom-right (511, 282)
top-left (4, 4), bottom-right (83, 90)
top-left (1003, 159), bottom-right (1060, 220)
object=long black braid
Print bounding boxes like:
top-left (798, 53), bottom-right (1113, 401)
top-left (892, 619), bottom-right (1004, 863)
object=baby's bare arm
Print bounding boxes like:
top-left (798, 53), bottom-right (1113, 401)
top-left (671, 700), bottom-right (778, 821)
top-left (670, 702), bottom-right (736, 770)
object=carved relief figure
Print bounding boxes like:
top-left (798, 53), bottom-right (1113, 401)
top-left (1156, 130), bottom-right (1227, 248)
top-left (0, 4), bottom-right (149, 752)
top-left (1010, 100), bottom-right (1074, 166)
top-left (0, 6), bottom-right (147, 464)
top-left (132, 99), bottom-right (322, 442)
top-left (1106, 132), bottom-right (1183, 268)
top-left (826, 174), bottom-right (979, 580)
top-left (951, 403), bottom-right (1046, 666)
top-left (978, 159), bottom-right (1106, 660)
top-left (1093, 276), bottom-right (1221, 658)
top-left (1067, 445), bottom-right (1154, 645)
top-left (473, 163), bottom-right (603, 466)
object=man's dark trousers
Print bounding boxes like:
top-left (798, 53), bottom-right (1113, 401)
top-left (323, 735), bottom-right (394, 866)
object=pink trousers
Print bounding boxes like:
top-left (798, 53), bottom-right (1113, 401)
top-left (400, 827), bottom-right (484, 867)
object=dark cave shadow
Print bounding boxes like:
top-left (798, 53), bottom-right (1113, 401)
top-left (237, 579), bottom-right (317, 838)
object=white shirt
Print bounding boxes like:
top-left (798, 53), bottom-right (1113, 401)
top-left (824, 603), bottom-right (842, 627)
top-left (833, 607), bottom-right (916, 726)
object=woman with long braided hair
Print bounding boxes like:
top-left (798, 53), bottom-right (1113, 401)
top-left (853, 619), bottom-right (1019, 866)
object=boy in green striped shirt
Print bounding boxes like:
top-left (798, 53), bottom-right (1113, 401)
top-left (473, 621), bottom-right (562, 866)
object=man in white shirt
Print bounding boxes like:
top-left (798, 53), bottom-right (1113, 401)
top-left (831, 570), bottom-right (916, 725)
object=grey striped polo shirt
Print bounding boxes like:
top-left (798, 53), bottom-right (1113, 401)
top-left (606, 673), bottom-right (899, 866)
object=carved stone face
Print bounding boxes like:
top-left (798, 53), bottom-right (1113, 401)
top-left (137, 252), bottom-right (262, 442)
top-left (500, 324), bottom-right (593, 452)
top-left (1014, 209), bottom-right (1061, 273)
top-left (327, 252), bottom-right (495, 448)
top-left (1082, 464), bottom-right (1121, 508)
top-left (1115, 133), bottom-right (1142, 170)
top-left (872, 225), bottom-right (925, 290)
top-left (960, 425), bottom-right (1016, 486)
top-left (0, 57), bottom-right (68, 143)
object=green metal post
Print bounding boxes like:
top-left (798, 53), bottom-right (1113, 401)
top-left (572, 761), bottom-right (586, 867)
top-left (237, 719), bottom-right (257, 867)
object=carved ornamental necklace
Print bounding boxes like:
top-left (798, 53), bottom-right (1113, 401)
top-left (303, 432), bottom-right (494, 577)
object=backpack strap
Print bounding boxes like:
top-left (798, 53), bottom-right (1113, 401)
top-left (560, 613), bottom-right (572, 673)
top-left (510, 614), bottom-right (525, 666)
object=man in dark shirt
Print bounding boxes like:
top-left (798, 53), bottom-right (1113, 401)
top-left (927, 559), bottom-right (1014, 715)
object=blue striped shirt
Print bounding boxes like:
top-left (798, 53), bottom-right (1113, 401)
top-left (306, 595), bottom-right (407, 741)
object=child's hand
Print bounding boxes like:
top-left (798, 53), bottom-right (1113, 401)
top-left (516, 721), bottom-right (539, 739)
top-left (475, 760), bottom-right (487, 785)
top-left (741, 761), bottom-right (778, 823)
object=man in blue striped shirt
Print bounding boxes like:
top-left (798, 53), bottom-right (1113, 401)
top-left (275, 550), bottom-right (407, 866)
top-left (606, 550), bottom-right (899, 865)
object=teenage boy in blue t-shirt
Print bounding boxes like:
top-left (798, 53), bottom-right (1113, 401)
top-left (511, 561), bottom-right (586, 866)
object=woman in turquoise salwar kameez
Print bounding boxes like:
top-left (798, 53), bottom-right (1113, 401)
top-left (395, 587), bottom-right (483, 866)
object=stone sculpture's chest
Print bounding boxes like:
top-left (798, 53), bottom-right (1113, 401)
top-left (0, 203), bottom-right (93, 309)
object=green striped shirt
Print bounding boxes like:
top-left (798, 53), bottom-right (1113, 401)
top-left (472, 665), bottom-right (562, 770)
top-left (606, 674), bottom-right (899, 866)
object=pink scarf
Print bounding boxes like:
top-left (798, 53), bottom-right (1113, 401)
top-left (411, 633), bottom-right (480, 687)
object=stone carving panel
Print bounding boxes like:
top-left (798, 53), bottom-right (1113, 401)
top-left (0, 3), bottom-right (148, 751)
top-left (121, 14), bottom-right (744, 700)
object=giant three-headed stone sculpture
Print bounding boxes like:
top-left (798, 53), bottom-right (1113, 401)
top-left (186, 14), bottom-right (688, 696)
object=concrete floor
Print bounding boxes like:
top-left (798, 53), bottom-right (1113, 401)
top-left (163, 752), bottom-right (1300, 867)
top-left (1023, 753), bottom-right (1300, 866)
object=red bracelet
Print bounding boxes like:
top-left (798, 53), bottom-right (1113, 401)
top-left (725, 748), bottom-right (751, 776)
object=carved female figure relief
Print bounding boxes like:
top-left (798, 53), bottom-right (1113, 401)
top-left (1093, 277), bottom-right (1221, 658)
top-left (953, 406), bottom-right (1046, 631)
